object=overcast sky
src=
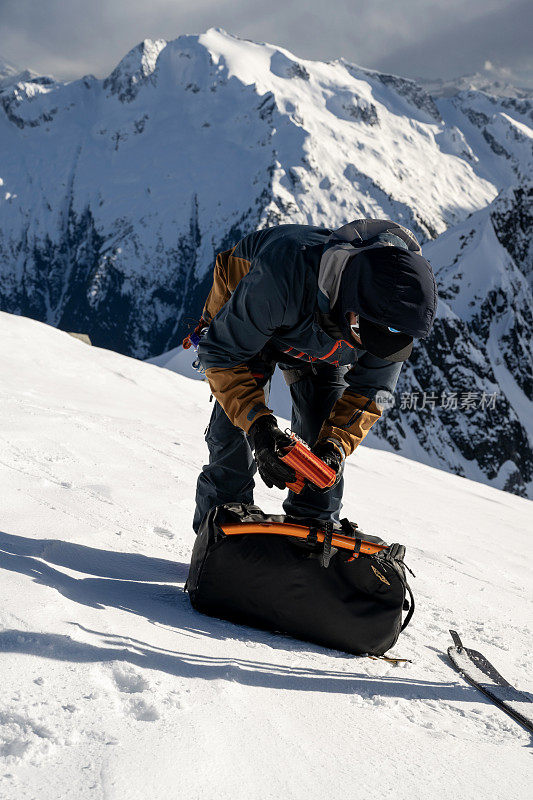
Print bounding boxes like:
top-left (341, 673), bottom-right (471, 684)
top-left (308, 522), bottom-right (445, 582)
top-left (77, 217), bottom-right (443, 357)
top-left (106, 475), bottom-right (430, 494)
top-left (1, 0), bottom-right (531, 86)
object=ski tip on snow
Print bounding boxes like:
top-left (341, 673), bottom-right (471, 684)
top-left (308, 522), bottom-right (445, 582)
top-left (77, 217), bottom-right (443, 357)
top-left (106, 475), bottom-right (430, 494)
top-left (447, 629), bottom-right (533, 736)
top-left (449, 629), bottom-right (463, 650)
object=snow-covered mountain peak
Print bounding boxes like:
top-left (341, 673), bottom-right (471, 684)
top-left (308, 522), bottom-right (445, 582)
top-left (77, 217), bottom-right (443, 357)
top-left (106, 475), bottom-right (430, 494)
top-left (103, 38), bottom-right (167, 102)
top-left (0, 56), bottom-right (40, 89)
top-left (196, 27), bottom-right (332, 93)
top-left (422, 66), bottom-right (532, 99)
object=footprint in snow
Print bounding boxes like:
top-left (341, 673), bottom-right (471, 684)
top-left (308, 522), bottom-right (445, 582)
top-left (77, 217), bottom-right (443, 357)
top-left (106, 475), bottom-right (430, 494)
top-left (112, 665), bottom-right (150, 694)
top-left (154, 526), bottom-right (175, 540)
top-left (109, 665), bottom-right (161, 722)
top-left (0, 709), bottom-right (56, 761)
top-left (127, 698), bottom-right (160, 722)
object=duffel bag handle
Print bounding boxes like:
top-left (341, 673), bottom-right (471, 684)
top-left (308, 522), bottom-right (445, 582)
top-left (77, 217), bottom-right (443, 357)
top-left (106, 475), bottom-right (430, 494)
top-left (401, 582), bottom-right (415, 631)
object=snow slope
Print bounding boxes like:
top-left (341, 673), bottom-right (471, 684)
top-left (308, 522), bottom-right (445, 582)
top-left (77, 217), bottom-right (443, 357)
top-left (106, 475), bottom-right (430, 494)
top-left (1, 311), bottom-right (532, 799)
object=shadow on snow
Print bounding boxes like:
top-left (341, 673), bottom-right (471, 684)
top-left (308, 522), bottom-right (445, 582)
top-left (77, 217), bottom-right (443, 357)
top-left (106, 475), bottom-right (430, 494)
top-left (0, 529), bottom-right (519, 708)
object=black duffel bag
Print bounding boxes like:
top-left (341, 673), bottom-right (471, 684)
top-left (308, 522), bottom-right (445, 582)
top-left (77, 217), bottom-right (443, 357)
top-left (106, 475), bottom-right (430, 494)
top-left (185, 503), bottom-right (414, 656)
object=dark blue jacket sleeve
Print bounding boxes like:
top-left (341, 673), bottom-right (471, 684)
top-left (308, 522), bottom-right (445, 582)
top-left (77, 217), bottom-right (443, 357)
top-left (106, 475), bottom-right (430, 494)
top-left (345, 351), bottom-right (403, 400)
top-left (197, 253), bottom-right (289, 370)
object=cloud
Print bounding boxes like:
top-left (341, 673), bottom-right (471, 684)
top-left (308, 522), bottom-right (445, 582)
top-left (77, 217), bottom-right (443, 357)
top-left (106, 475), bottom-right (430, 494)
top-left (0, 0), bottom-right (530, 85)
top-left (375, 0), bottom-right (533, 82)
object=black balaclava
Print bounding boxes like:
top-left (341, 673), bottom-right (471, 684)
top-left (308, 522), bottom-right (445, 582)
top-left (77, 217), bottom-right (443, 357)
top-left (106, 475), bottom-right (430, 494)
top-left (334, 246), bottom-right (438, 361)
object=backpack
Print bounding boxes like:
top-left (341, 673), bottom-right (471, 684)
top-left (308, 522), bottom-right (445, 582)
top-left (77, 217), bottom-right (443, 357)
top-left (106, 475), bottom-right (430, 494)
top-left (185, 503), bottom-right (414, 656)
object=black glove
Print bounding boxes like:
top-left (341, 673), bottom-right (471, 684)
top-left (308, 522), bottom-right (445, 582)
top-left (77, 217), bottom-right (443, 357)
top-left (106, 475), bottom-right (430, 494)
top-left (248, 415), bottom-right (297, 490)
top-left (311, 439), bottom-right (345, 491)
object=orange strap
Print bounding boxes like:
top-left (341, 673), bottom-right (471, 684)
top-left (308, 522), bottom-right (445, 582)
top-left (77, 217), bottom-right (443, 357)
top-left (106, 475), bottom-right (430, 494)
top-left (220, 521), bottom-right (387, 558)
